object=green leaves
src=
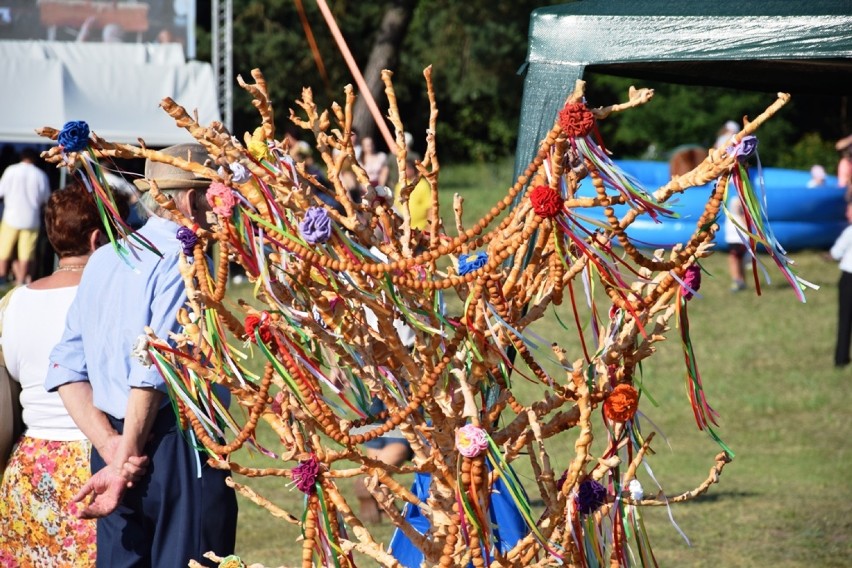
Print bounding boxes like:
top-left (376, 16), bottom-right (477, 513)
top-left (586, 74), bottom-right (843, 170)
top-left (205, 1), bottom-right (847, 167)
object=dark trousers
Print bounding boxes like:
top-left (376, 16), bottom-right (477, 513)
top-left (836, 271), bottom-right (852, 367)
top-left (91, 408), bottom-right (238, 568)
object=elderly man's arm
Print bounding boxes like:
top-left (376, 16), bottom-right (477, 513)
top-left (57, 382), bottom-right (147, 477)
top-left (71, 387), bottom-right (163, 519)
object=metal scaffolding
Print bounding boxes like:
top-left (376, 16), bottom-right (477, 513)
top-left (211, 0), bottom-right (233, 132)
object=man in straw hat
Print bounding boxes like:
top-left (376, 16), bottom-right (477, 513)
top-left (45, 144), bottom-right (237, 566)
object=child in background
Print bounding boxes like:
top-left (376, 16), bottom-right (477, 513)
top-left (724, 199), bottom-right (748, 292)
top-left (807, 164), bottom-right (827, 188)
top-left (829, 201), bottom-right (852, 368)
top-left (714, 120), bottom-right (740, 150)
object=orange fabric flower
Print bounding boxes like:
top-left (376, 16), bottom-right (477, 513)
top-left (558, 102), bottom-right (595, 138)
top-left (603, 383), bottom-right (639, 422)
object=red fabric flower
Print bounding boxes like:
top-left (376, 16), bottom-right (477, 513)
top-left (603, 383), bottom-right (639, 423)
top-left (558, 102), bottom-right (595, 138)
top-left (244, 312), bottom-right (273, 344)
top-left (530, 185), bottom-right (563, 219)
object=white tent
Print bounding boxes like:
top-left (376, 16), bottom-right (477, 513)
top-left (0, 41), bottom-right (219, 146)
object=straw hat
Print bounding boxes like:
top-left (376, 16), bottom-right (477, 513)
top-left (133, 143), bottom-right (211, 191)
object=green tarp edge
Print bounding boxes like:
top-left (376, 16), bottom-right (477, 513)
top-left (514, 1), bottom-right (852, 181)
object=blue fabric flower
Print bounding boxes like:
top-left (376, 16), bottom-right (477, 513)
top-left (458, 252), bottom-right (488, 276)
top-left (58, 120), bottom-right (90, 153)
top-left (176, 226), bottom-right (198, 256)
top-left (300, 207), bottom-right (332, 244)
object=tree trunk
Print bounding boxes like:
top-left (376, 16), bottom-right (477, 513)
top-left (352, 0), bottom-right (418, 149)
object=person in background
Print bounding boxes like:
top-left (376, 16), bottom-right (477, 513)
top-left (830, 201), bottom-right (852, 368)
top-left (668, 145), bottom-right (707, 177)
top-left (0, 184), bottom-right (138, 566)
top-left (76, 17), bottom-right (125, 43)
top-left (45, 144), bottom-right (237, 567)
top-left (714, 120), bottom-right (741, 150)
top-left (0, 147), bottom-right (50, 285)
top-left (351, 294), bottom-right (415, 524)
top-left (354, 415), bottom-right (412, 524)
top-left (360, 136), bottom-right (389, 187)
top-left (104, 171), bottom-right (145, 230)
top-left (724, 199), bottom-right (748, 292)
top-left (351, 128), bottom-right (362, 162)
top-left (293, 140), bottom-right (330, 188)
top-left (385, 131), bottom-right (420, 190)
top-left (807, 164), bottom-right (827, 188)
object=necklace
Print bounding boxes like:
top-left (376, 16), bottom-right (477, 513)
top-left (54, 264), bottom-right (87, 273)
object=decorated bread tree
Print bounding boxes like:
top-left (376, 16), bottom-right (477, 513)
top-left (40, 68), bottom-right (803, 568)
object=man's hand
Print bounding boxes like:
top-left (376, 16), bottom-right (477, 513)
top-left (98, 433), bottom-right (149, 486)
top-left (70, 466), bottom-right (129, 519)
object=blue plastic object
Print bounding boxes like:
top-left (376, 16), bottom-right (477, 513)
top-left (388, 472), bottom-right (529, 567)
top-left (573, 160), bottom-right (846, 250)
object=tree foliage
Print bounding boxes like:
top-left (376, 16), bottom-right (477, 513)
top-left (585, 75), bottom-right (848, 172)
top-left (395, 0), bottom-right (562, 161)
top-left (197, 0), bottom-right (560, 161)
top-left (197, 1), bottom-right (849, 170)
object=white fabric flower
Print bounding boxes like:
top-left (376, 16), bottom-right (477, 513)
top-left (131, 334), bottom-right (152, 368)
top-left (628, 479), bottom-right (644, 501)
top-left (218, 162), bottom-right (251, 184)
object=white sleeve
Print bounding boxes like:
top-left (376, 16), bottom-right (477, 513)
top-left (830, 226), bottom-right (852, 261)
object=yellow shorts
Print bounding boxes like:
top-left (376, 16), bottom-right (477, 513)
top-left (0, 222), bottom-right (39, 262)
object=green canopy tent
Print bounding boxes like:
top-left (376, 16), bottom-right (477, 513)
top-left (515, 0), bottom-right (852, 177)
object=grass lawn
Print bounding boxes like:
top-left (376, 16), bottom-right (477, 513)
top-left (230, 158), bottom-right (852, 567)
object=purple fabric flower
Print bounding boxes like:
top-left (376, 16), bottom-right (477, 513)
top-left (728, 135), bottom-right (758, 164)
top-left (292, 455), bottom-right (320, 494)
top-left (299, 207), bottom-right (332, 244)
top-left (176, 226), bottom-right (198, 256)
top-left (682, 264), bottom-right (702, 301)
top-left (458, 252), bottom-right (488, 276)
top-left (58, 120), bottom-right (90, 153)
top-left (576, 478), bottom-right (607, 515)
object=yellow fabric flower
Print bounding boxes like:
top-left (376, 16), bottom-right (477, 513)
top-left (247, 127), bottom-right (271, 161)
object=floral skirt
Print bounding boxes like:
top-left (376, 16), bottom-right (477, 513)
top-left (0, 436), bottom-right (96, 567)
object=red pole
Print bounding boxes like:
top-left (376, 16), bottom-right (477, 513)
top-left (314, 0), bottom-right (399, 153)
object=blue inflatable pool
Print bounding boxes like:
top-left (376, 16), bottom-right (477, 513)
top-left (575, 160), bottom-right (847, 250)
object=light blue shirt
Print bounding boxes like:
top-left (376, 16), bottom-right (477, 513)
top-left (831, 225), bottom-right (852, 274)
top-left (45, 216), bottom-right (188, 418)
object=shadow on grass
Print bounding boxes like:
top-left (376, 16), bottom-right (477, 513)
top-left (689, 489), bottom-right (759, 503)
